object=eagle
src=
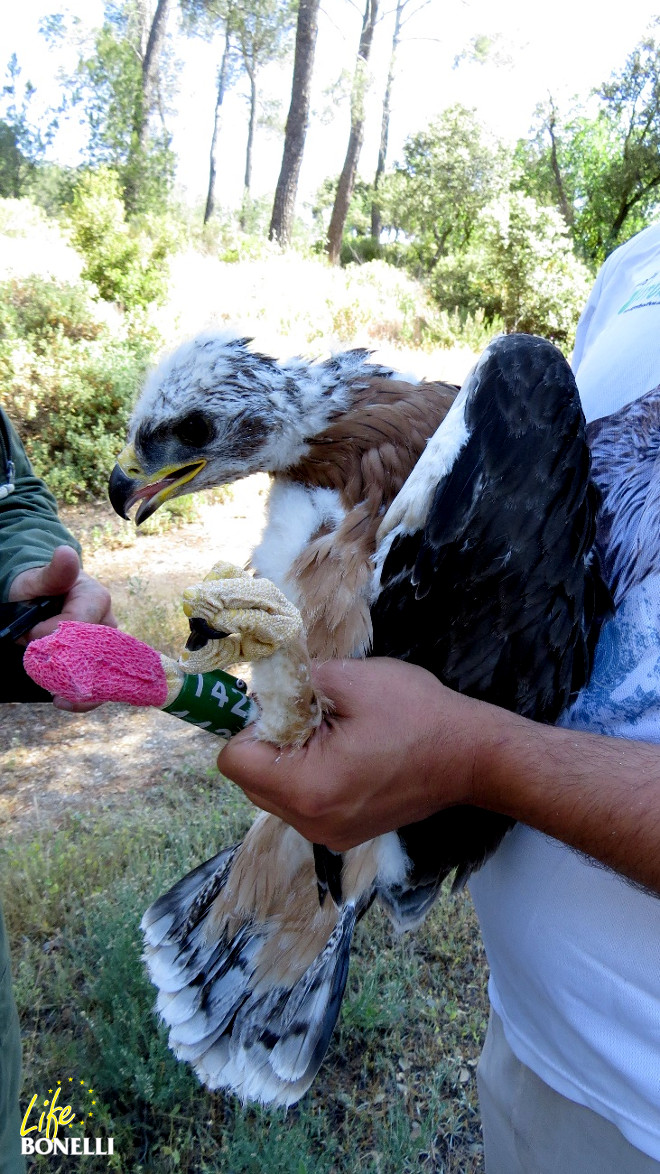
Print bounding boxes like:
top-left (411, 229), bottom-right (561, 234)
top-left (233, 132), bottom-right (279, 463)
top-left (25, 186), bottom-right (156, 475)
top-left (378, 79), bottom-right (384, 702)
top-left (108, 331), bottom-right (609, 1106)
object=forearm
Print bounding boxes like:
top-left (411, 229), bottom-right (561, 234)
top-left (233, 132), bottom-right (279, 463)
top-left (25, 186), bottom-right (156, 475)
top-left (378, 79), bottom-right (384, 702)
top-left (474, 708), bottom-right (660, 893)
top-left (0, 501), bottom-right (81, 601)
top-left (219, 656), bottom-right (660, 894)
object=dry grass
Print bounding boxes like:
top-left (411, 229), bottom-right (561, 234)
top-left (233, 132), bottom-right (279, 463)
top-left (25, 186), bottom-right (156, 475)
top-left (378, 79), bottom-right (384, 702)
top-left (150, 251), bottom-right (481, 389)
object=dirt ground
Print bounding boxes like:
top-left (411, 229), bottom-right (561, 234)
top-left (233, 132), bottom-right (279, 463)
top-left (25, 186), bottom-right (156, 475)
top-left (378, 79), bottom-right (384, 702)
top-left (0, 476), bottom-right (269, 836)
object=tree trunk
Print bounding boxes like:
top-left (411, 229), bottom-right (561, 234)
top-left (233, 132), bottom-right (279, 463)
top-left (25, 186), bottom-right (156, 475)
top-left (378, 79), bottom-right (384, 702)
top-left (371, 0), bottom-right (403, 242)
top-left (240, 69), bottom-right (257, 230)
top-left (547, 99), bottom-right (574, 230)
top-left (125, 0), bottom-right (171, 213)
top-left (140, 0), bottom-right (171, 149)
top-left (269, 0), bottom-right (321, 246)
top-left (609, 170), bottom-right (660, 244)
top-left (327, 0), bottom-right (379, 265)
top-left (204, 29), bottom-right (232, 226)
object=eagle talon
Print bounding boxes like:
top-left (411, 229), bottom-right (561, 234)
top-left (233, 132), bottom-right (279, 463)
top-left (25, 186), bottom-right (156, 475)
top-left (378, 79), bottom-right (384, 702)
top-left (180, 565), bottom-right (305, 674)
top-left (185, 616), bottom-right (231, 651)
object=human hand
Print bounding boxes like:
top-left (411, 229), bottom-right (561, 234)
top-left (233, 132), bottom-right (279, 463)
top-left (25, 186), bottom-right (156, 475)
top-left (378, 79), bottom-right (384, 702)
top-left (217, 657), bottom-right (494, 850)
top-left (9, 545), bottom-right (116, 710)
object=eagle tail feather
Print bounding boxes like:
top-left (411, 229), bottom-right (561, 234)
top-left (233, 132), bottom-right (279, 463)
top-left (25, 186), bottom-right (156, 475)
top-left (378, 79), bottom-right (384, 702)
top-left (141, 814), bottom-right (364, 1106)
top-left (377, 874), bottom-right (449, 932)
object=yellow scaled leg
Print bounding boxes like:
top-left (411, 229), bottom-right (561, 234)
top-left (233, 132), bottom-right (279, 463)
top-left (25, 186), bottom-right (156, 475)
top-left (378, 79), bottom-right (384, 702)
top-left (180, 562), bottom-right (324, 747)
top-left (180, 561), bottom-right (303, 672)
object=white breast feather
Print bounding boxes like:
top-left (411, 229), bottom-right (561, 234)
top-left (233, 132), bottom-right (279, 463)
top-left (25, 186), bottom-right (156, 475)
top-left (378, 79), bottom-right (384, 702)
top-left (252, 481), bottom-right (346, 605)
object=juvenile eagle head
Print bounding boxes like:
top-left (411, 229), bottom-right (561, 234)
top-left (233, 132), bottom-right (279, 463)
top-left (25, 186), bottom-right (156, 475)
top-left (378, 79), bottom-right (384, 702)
top-left (108, 333), bottom-right (391, 523)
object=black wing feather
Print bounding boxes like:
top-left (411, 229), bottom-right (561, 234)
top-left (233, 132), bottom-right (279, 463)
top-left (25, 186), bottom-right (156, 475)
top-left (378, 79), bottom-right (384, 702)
top-left (371, 334), bottom-right (612, 896)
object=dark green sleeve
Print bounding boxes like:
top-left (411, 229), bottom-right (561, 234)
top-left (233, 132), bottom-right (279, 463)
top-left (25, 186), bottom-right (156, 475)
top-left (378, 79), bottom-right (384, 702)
top-left (0, 411), bottom-right (81, 603)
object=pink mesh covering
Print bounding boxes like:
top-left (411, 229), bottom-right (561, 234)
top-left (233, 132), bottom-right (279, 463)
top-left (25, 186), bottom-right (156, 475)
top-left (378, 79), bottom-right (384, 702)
top-left (23, 621), bottom-right (168, 707)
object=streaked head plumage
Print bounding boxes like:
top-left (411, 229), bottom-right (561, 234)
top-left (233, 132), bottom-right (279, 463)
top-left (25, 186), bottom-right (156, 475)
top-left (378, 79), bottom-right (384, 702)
top-left (109, 332), bottom-right (393, 523)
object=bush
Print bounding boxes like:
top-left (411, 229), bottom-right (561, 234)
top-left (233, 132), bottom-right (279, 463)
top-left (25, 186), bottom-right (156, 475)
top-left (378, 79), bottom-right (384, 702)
top-left (0, 274), bottom-right (153, 500)
top-left (478, 193), bottom-right (592, 345)
top-left (339, 234), bottom-right (384, 266)
top-left (429, 193), bottom-right (591, 349)
top-left (325, 259), bottom-right (456, 349)
top-left (0, 271), bottom-right (102, 346)
top-left (66, 168), bottom-right (176, 311)
top-left (25, 162), bottom-right (78, 217)
top-left (155, 250), bottom-right (477, 356)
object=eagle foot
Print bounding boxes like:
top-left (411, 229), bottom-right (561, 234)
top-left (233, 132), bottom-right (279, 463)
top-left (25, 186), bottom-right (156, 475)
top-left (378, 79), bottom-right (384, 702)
top-left (180, 561), bottom-right (324, 747)
top-left (180, 561), bottom-right (304, 674)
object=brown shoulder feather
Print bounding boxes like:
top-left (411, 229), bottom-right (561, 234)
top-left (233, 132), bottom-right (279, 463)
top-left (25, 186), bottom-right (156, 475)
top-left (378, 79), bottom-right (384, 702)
top-left (285, 376), bottom-right (458, 658)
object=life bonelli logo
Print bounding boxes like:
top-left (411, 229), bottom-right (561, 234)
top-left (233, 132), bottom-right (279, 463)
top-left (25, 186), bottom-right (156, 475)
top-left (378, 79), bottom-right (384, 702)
top-left (20, 1077), bottom-right (115, 1157)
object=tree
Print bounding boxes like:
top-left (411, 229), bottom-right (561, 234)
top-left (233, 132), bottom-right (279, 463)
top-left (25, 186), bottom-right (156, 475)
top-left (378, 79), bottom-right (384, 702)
top-left (126, 0), bottom-right (172, 210)
top-left (269, 0), bottom-right (320, 246)
top-left (386, 105), bottom-right (506, 273)
top-left (76, 0), bottom-right (176, 214)
top-left (233, 0), bottom-right (296, 228)
top-left (593, 27), bottom-right (660, 254)
top-left (0, 55), bottom-right (50, 198)
top-left (181, 0), bottom-right (242, 225)
top-left (476, 192), bottom-right (592, 344)
top-left (204, 25), bottom-right (235, 224)
top-left (183, 0), bottom-right (294, 228)
top-left (516, 24), bottom-right (660, 265)
top-left (426, 191), bottom-right (592, 347)
top-left (327, 0), bottom-right (379, 265)
top-left (0, 121), bottom-right (28, 199)
top-left (515, 108), bottom-right (618, 266)
top-left (371, 0), bottom-right (428, 243)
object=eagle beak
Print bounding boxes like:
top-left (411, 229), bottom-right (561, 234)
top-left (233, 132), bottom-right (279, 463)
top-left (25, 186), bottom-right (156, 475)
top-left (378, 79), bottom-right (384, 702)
top-left (108, 443), bottom-right (207, 525)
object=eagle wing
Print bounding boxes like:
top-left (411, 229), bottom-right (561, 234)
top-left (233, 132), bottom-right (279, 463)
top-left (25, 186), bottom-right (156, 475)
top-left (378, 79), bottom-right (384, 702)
top-left (373, 333), bottom-right (602, 715)
top-left (370, 334), bottom-right (610, 910)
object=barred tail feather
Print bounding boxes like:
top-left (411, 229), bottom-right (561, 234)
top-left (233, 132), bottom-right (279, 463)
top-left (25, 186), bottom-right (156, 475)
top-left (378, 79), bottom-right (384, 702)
top-left (377, 873), bottom-right (447, 933)
top-left (208, 904), bottom-right (357, 1105)
top-left (140, 813), bottom-right (367, 1106)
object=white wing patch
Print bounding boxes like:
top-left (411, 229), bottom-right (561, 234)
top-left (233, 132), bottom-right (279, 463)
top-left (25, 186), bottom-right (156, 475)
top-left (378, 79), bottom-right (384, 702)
top-left (370, 341), bottom-right (503, 592)
top-left (369, 384), bottom-right (469, 595)
top-left (376, 383), bottom-right (473, 545)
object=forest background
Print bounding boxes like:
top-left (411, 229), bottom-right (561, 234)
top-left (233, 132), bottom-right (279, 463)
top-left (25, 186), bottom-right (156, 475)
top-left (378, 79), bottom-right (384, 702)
top-left (3, 0), bottom-right (660, 498)
top-left (2, 5), bottom-right (660, 1171)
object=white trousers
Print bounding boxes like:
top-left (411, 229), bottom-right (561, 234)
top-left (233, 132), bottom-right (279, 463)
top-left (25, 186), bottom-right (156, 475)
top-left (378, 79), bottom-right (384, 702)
top-left (477, 1010), bottom-right (660, 1174)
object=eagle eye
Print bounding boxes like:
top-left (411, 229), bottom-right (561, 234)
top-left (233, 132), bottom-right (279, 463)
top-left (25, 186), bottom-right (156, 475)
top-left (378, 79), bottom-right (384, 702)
top-left (174, 411), bottom-right (215, 449)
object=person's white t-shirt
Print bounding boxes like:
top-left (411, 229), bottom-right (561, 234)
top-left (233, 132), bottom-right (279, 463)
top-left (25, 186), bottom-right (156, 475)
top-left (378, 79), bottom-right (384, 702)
top-left (470, 221), bottom-right (660, 1161)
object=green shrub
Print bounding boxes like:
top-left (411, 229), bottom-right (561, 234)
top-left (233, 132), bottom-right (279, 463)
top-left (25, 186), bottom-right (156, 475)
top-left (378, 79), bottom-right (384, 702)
top-left (0, 272), bottom-right (102, 346)
top-left (429, 193), bottom-right (591, 349)
top-left (477, 193), bottom-right (592, 346)
top-left (0, 274), bottom-right (153, 500)
top-left (413, 306), bottom-right (505, 353)
top-left (25, 162), bottom-right (78, 217)
top-left (339, 234), bottom-right (384, 266)
top-left (66, 168), bottom-right (176, 311)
